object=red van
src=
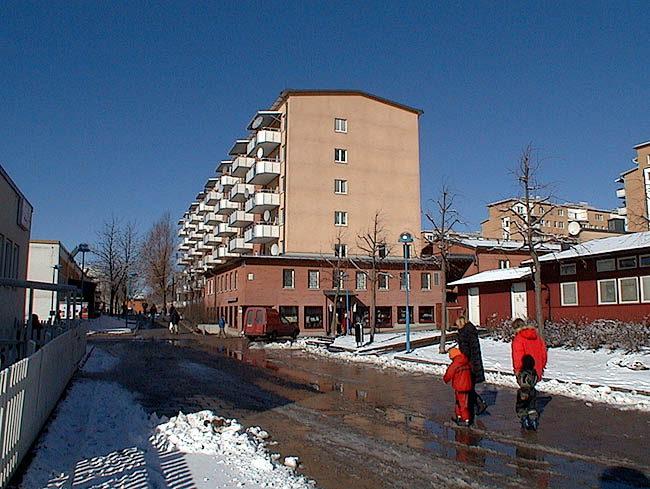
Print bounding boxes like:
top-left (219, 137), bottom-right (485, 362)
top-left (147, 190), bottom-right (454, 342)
top-left (244, 307), bottom-right (299, 341)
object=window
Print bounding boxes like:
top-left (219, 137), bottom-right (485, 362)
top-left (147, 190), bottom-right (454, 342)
top-left (308, 270), bottom-right (320, 289)
top-left (421, 272), bottom-right (431, 290)
top-left (334, 118), bottom-right (347, 133)
top-left (334, 211), bottom-right (348, 226)
top-left (596, 213), bottom-right (604, 221)
top-left (0, 234), bottom-right (3, 277)
top-left (598, 279), bottom-right (617, 304)
top-left (553, 221), bottom-right (557, 228)
top-left (640, 255), bottom-right (650, 267)
top-left (433, 272), bottom-right (440, 286)
top-left (375, 307), bottom-right (392, 327)
top-left (283, 269), bottom-right (295, 289)
top-left (557, 209), bottom-right (564, 216)
top-left (641, 276), bottom-right (650, 303)
top-left (559, 222), bottom-right (565, 229)
top-left (560, 282), bottom-right (578, 306)
top-left (248, 273), bottom-right (254, 281)
top-left (618, 277), bottom-right (639, 303)
top-left (617, 256), bottom-right (637, 270)
top-left (334, 179), bottom-right (347, 194)
top-left (235, 271), bottom-right (238, 290)
top-left (498, 260), bottom-right (510, 269)
top-left (400, 272), bottom-right (410, 290)
top-left (332, 271), bottom-right (343, 289)
top-left (418, 306), bottom-right (435, 323)
top-left (596, 259), bottom-right (615, 272)
top-left (334, 243), bottom-right (347, 257)
top-left (378, 273), bottom-right (389, 290)
top-left (378, 243), bottom-right (387, 258)
top-left (279, 306), bottom-right (298, 324)
top-left (560, 263), bottom-right (576, 276)
top-left (397, 306), bottom-right (414, 324)
top-left (3, 239), bottom-right (13, 278)
top-left (304, 306), bottom-right (323, 329)
top-left (334, 148), bottom-right (347, 163)
top-left (12, 244), bottom-right (18, 279)
top-left (356, 271), bottom-right (367, 290)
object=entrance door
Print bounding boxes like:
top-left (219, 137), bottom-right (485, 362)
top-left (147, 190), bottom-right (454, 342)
top-left (511, 282), bottom-right (528, 319)
top-left (468, 287), bottom-right (480, 325)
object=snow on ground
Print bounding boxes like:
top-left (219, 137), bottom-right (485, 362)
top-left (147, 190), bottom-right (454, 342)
top-left (260, 331), bottom-right (650, 412)
top-left (331, 330), bottom-right (441, 352)
top-left (86, 315), bottom-right (134, 335)
top-left (20, 347), bottom-right (316, 489)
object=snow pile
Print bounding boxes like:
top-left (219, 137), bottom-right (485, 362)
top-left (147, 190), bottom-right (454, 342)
top-left (87, 315), bottom-right (135, 335)
top-left (81, 346), bottom-right (120, 373)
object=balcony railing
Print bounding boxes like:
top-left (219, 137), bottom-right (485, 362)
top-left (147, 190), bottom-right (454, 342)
top-left (216, 199), bottom-right (239, 215)
top-left (616, 188), bottom-right (626, 199)
top-left (244, 224), bottom-right (280, 244)
top-left (228, 238), bottom-right (253, 254)
top-left (245, 191), bottom-right (280, 214)
top-left (220, 174), bottom-right (238, 189)
top-left (217, 222), bottom-right (237, 237)
top-left (228, 210), bottom-right (255, 228)
top-left (198, 202), bottom-right (214, 215)
top-left (216, 160), bottom-right (231, 173)
top-left (230, 183), bottom-right (256, 203)
top-left (204, 190), bottom-right (221, 205)
top-left (246, 130), bottom-right (281, 158)
top-left (204, 212), bottom-right (223, 225)
top-left (203, 232), bottom-right (221, 247)
top-left (231, 156), bottom-right (256, 178)
top-left (246, 160), bottom-right (281, 185)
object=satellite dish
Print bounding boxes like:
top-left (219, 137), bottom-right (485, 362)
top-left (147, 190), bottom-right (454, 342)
top-left (568, 221), bottom-right (581, 236)
top-left (252, 115), bottom-right (264, 130)
top-left (263, 210), bottom-right (271, 222)
top-left (270, 244), bottom-right (279, 256)
top-left (256, 147), bottom-right (264, 159)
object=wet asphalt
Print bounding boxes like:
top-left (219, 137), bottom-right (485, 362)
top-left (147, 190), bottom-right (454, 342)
top-left (83, 326), bottom-right (650, 489)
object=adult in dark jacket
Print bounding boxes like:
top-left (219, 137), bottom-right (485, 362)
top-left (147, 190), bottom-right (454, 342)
top-left (455, 316), bottom-right (488, 416)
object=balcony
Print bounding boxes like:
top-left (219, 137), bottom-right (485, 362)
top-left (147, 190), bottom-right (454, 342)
top-left (245, 191), bottom-right (280, 214)
top-left (216, 160), bottom-right (231, 173)
top-left (228, 238), bottom-right (253, 254)
top-left (616, 188), bottom-right (626, 199)
top-left (217, 222), bottom-right (237, 237)
top-left (247, 130), bottom-right (281, 158)
top-left (229, 139), bottom-right (250, 156)
top-left (228, 210), bottom-right (254, 228)
top-left (216, 245), bottom-right (236, 259)
top-left (203, 232), bottom-right (221, 247)
top-left (216, 199), bottom-right (238, 215)
top-left (204, 254), bottom-right (222, 269)
top-left (231, 156), bottom-right (256, 178)
top-left (198, 202), bottom-right (214, 215)
top-left (204, 212), bottom-right (223, 226)
top-left (204, 190), bottom-right (221, 205)
top-left (244, 224), bottom-right (280, 244)
top-left (188, 231), bottom-right (201, 242)
top-left (230, 183), bottom-right (256, 203)
top-left (178, 227), bottom-right (188, 238)
top-left (190, 213), bottom-right (202, 223)
top-left (618, 207), bottom-right (628, 216)
top-left (220, 174), bottom-right (238, 190)
top-left (246, 160), bottom-right (281, 185)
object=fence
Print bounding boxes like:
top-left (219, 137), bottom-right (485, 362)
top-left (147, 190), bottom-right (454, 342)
top-left (0, 323), bottom-right (86, 488)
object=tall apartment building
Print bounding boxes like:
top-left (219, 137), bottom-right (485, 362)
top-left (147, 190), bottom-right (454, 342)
top-left (615, 140), bottom-right (650, 232)
top-left (0, 164), bottom-right (32, 336)
top-left (177, 90), bottom-right (444, 332)
top-left (481, 198), bottom-right (624, 242)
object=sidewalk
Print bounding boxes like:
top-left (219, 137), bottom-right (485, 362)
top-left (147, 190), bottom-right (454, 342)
top-left (17, 339), bottom-right (316, 489)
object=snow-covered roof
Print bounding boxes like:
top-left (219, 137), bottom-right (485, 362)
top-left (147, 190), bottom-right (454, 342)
top-left (538, 231), bottom-right (650, 262)
top-left (454, 238), bottom-right (561, 252)
top-left (448, 267), bottom-right (531, 286)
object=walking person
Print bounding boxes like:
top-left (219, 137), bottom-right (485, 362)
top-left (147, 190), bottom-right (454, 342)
top-left (169, 305), bottom-right (180, 335)
top-left (511, 318), bottom-right (547, 430)
top-left (443, 347), bottom-right (473, 426)
top-left (150, 304), bottom-right (157, 326)
top-left (455, 316), bottom-right (488, 416)
top-left (218, 315), bottom-right (226, 338)
top-left (354, 320), bottom-right (362, 348)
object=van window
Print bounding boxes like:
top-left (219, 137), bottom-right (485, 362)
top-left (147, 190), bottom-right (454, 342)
top-left (255, 310), bottom-right (264, 323)
top-left (246, 311), bottom-right (254, 326)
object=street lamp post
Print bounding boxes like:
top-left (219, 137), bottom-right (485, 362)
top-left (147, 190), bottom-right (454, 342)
top-left (342, 273), bottom-right (350, 335)
top-left (398, 232), bottom-right (414, 353)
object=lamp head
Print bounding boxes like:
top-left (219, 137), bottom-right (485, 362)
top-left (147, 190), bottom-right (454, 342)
top-left (398, 232), bottom-right (413, 243)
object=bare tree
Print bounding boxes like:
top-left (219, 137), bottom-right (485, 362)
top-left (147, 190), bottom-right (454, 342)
top-left (425, 185), bottom-right (462, 353)
top-left (355, 211), bottom-right (391, 344)
top-left (507, 144), bottom-right (557, 338)
top-left (119, 221), bottom-right (140, 305)
top-left (321, 230), bottom-right (348, 337)
top-left (92, 216), bottom-right (124, 315)
top-left (140, 212), bottom-right (177, 315)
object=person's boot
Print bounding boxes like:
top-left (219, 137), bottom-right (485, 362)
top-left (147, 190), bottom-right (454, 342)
top-left (521, 416), bottom-right (530, 430)
top-left (527, 411), bottom-right (538, 431)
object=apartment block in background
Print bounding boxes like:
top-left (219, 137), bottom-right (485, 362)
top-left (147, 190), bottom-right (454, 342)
top-left (177, 90), bottom-right (438, 333)
top-left (615, 140), bottom-right (650, 232)
top-left (0, 164), bottom-right (33, 336)
top-left (481, 198), bottom-right (624, 242)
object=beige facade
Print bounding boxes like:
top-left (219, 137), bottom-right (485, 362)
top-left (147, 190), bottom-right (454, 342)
top-left (481, 198), bottom-right (623, 242)
top-left (178, 90), bottom-right (423, 277)
top-left (0, 164), bottom-right (33, 335)
top-left (616, 141), bottom-right (650, 232)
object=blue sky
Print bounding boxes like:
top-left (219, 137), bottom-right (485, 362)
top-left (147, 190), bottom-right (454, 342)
top-left (2, 1), bottom-right (649, 251)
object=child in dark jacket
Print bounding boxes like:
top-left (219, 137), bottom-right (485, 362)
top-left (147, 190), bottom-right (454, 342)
top-left (515, 354), bottom-right (539, 430)
top-left (443, 347), bottom-right (474, 426)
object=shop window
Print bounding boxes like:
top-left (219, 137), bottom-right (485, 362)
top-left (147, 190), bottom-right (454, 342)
top-left (304, 306), bottom-right (323, 329)
top-left (279, 306), bottom-right (298, 324)
top-left (397, 306), bottom-right (414, 324)
top-left (375, 307), bottom-right (392, 327)
top-left (418, 306), bottom-right (435, 323)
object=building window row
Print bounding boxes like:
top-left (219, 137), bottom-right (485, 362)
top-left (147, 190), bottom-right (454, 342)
top-left (295, 304), bottom-right (439, 330)
top-left (217, 271), bottom-right (238, 293)
top-left (0, 234), bottom-right (20, 279)
top-left (560, 275), bottom-right (650, 306)
top-left (283, 269), bottom-right (438, 291)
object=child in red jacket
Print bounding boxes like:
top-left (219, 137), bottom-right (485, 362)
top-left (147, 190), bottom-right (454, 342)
top-left (444, 347), bottom-right (474, 426)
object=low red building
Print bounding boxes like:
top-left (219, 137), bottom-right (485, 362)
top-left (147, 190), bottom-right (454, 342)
top-left (450, 232), bottom-right (650, 325)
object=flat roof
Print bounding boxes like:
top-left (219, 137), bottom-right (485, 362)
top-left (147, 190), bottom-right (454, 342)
top-left (633, 140), bottom-right (650, 150)
top-left (270, 89), bottom-right (424, 116)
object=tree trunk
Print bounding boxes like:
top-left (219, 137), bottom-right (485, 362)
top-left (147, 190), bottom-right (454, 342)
top-left (439, 254), bottom-right (448, 353)
top-left (370, 269), bottom-right (377, 344)
top-left (532, 253), bottom-right (544, 338)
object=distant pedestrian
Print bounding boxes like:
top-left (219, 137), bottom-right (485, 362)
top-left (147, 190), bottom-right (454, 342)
top-left (443, 347), bottom-right (473, 427)
top-left (455, 316), bottom-right (488, 416)
top-left (218, 315), bottom-right (226, 338)
top-left (31, 313), bottom-right (42, 341)
top-left (511, 318), bottom-right (547, 430)
top-left (150, 304), bottom-right (158, 325)
top-left (354, 321), bottom-right (362, 348)
top-left (169, 306), bottom-right (180, 335)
